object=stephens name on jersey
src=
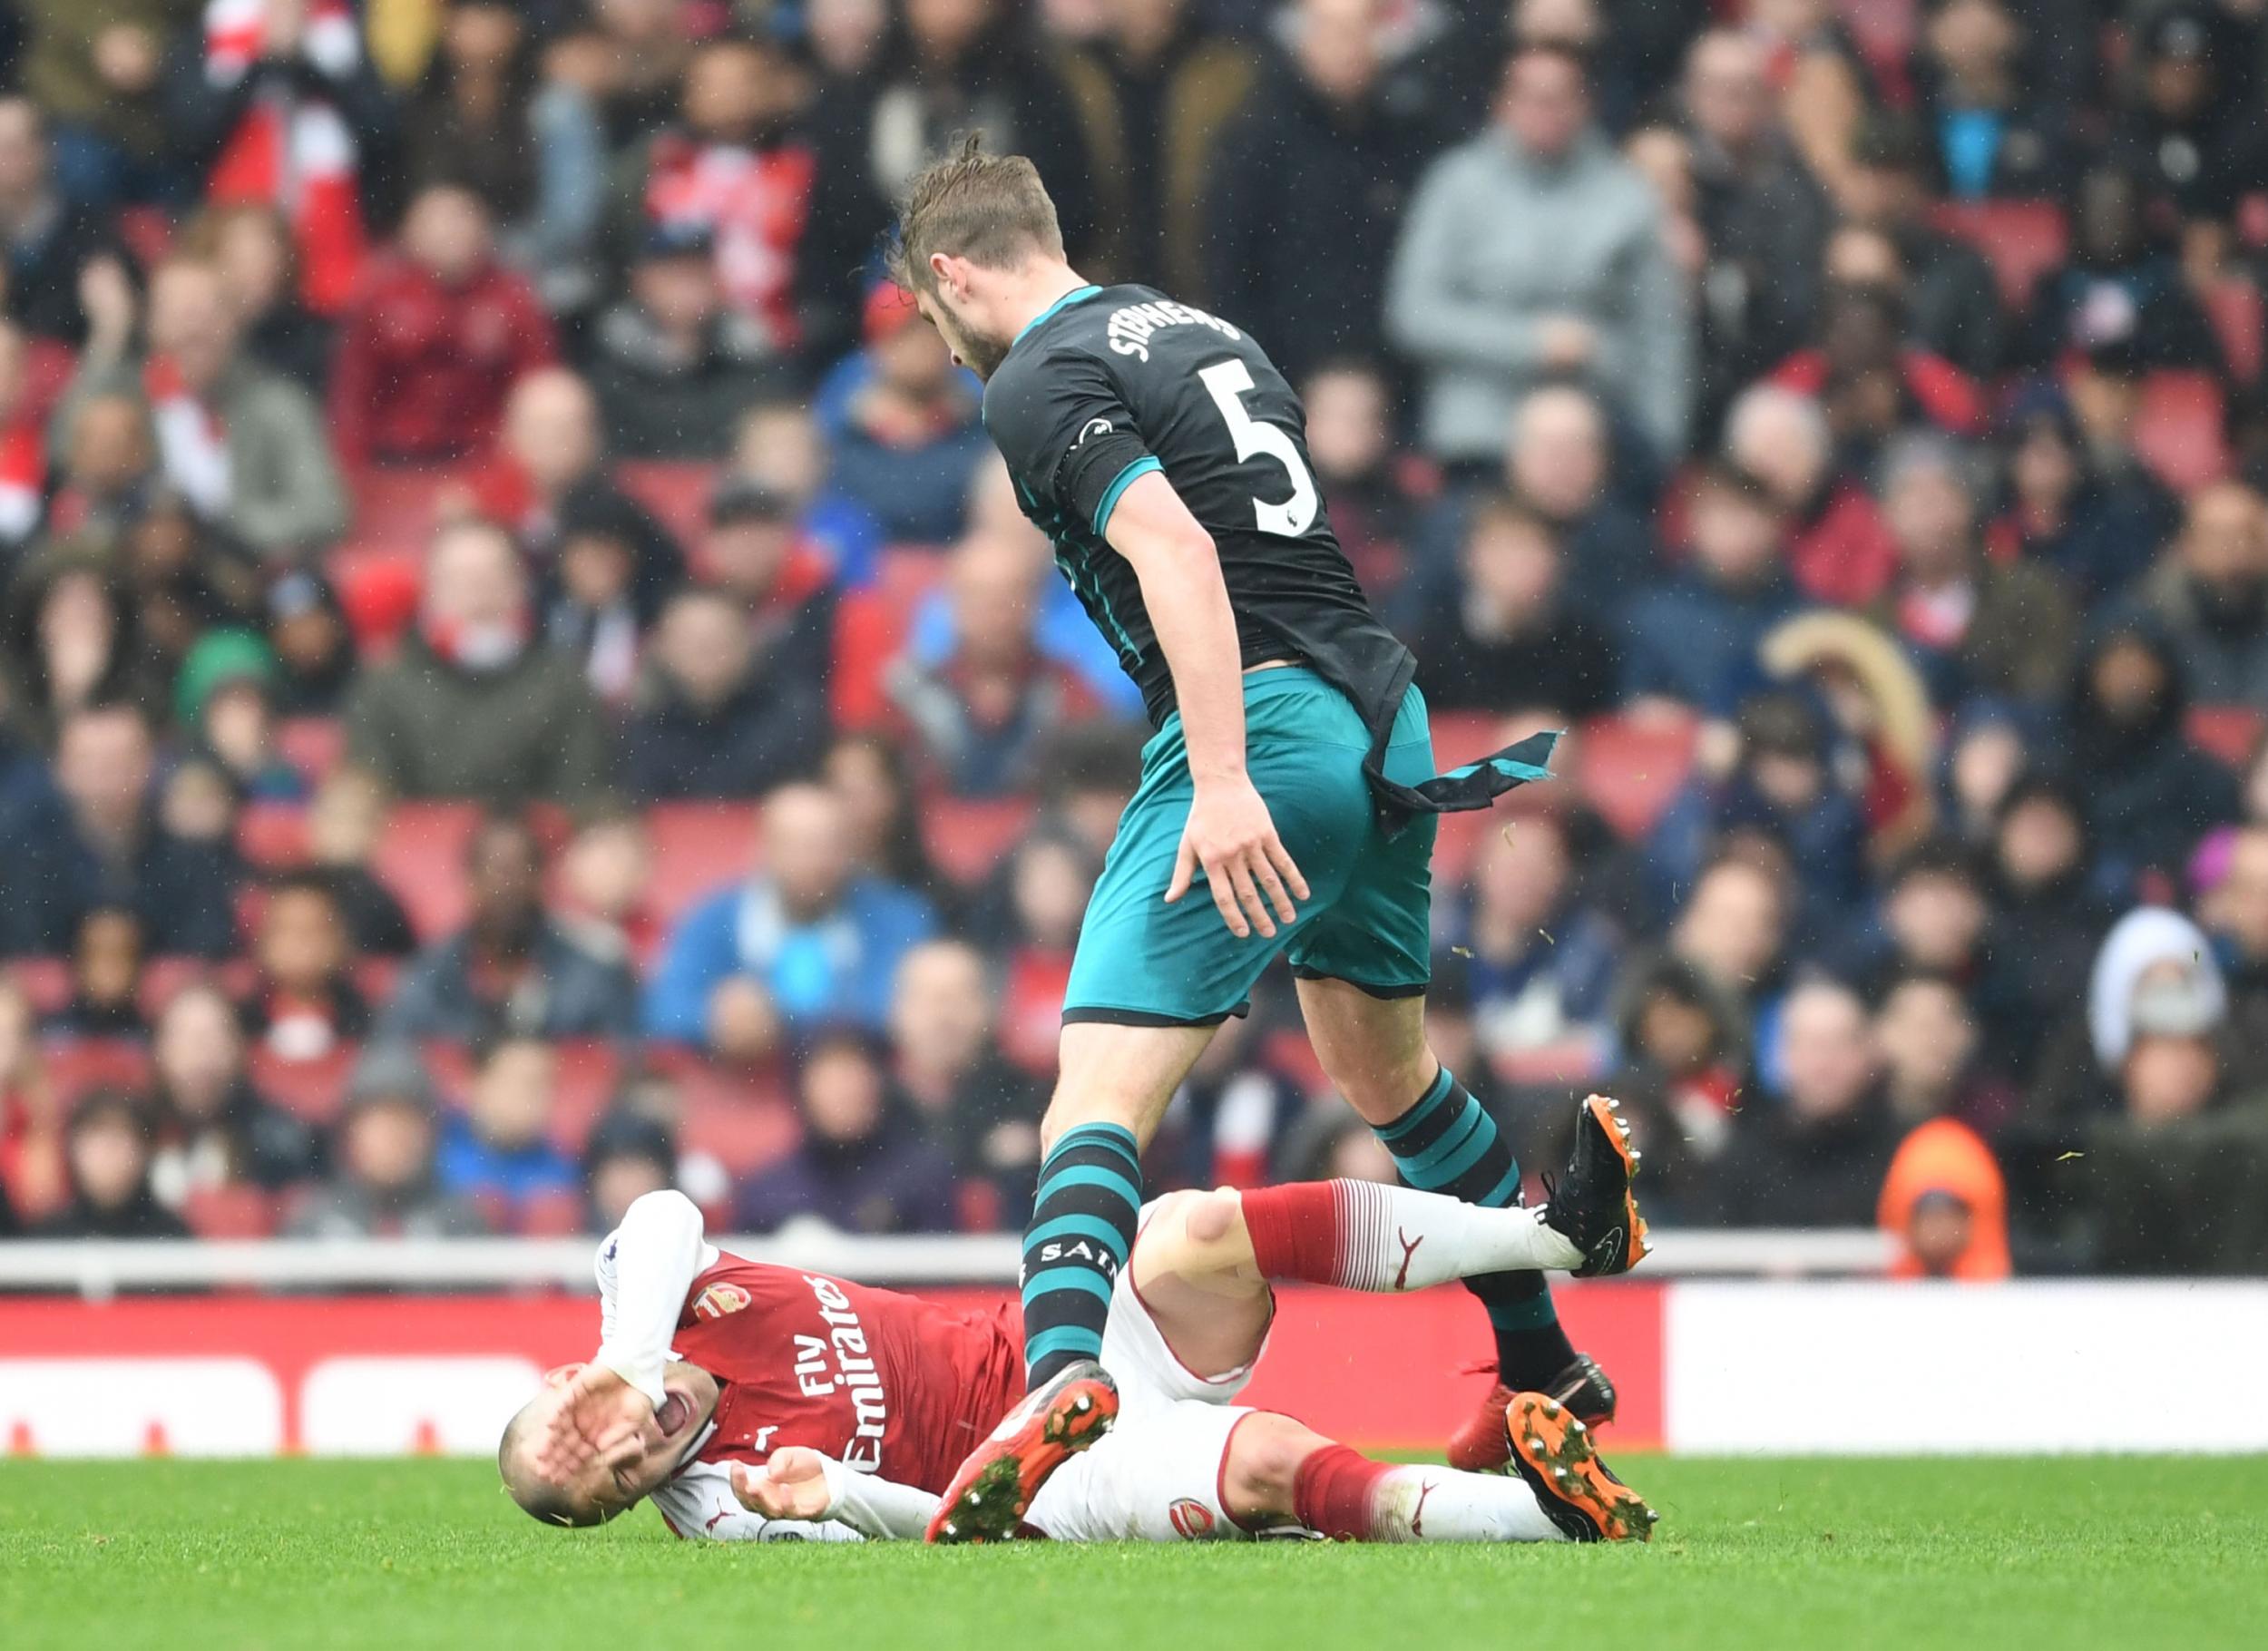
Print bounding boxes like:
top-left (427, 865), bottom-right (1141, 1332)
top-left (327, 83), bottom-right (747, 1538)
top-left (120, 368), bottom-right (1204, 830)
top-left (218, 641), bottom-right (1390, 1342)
top-left (982, 284), bottom-right (1418, 747)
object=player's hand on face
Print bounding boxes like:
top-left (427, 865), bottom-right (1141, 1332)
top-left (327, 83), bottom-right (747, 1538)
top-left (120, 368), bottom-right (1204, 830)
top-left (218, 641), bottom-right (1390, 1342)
top-left (1167, 774), bottom-right (1309, 940)
top-left (533, 1363), bottom-right (654, 1480)
top-left (732, 1449), bottom-right (835, 1521)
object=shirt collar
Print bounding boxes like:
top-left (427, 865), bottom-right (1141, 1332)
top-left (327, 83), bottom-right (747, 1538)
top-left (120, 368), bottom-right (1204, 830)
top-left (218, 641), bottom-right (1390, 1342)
top-left (1014, 283), bottom-right (1104, 347)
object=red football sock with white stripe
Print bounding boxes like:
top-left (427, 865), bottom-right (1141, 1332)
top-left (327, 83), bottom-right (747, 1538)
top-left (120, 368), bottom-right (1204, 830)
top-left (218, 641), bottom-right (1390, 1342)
top-left (1240, 1179), bottom-right (1581, 1292)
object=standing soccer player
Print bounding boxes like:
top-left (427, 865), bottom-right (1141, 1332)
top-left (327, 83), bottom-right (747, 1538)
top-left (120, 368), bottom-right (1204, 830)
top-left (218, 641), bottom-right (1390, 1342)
top-left (892, 138), bottom-right (1647, 1541)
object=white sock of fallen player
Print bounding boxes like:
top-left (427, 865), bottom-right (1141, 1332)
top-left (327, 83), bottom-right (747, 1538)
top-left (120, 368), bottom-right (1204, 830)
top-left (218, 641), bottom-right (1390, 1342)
top-left (1240, 1179), bottom-right (1585, 1291)
top-left (1362, 1464), bottom-right (1569, 1542)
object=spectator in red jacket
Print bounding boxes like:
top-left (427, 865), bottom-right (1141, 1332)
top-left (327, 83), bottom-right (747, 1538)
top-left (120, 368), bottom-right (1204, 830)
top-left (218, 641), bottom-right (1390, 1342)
top-left (1771, 272), bottom-right (1987, 471)
top-left (329, 183), bottom-right (557, 467)
top-left (1725, 383), bottom-right (1899, 606)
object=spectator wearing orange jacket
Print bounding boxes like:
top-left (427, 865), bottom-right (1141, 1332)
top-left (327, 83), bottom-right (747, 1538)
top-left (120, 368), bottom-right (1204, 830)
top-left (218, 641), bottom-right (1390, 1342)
top-left (1879, 1115), bottom-right (2011, 1280)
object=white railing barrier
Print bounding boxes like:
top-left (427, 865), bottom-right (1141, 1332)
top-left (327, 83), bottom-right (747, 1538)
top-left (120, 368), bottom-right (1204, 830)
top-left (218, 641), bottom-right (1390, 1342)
top-left (0, 1226), bottom-right (1896, 1300)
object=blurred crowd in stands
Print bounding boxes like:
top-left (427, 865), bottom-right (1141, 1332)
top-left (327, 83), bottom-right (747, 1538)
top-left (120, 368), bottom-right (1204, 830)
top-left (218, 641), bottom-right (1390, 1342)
top-left (5, 0), bottom-right (2268, 1281)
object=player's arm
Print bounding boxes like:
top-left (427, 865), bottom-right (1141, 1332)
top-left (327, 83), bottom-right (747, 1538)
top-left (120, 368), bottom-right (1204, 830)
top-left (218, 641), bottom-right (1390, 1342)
top-left (591, 1189), bottom-right (717, 1402)
top-left (652, 1458), bottom-right (869, 1544)
top-left (1102, 471), bottom-right (1310, 940)
top-left (535, 1191), bottom-right (718, 1479)
top-left (729, 1448), bottom-right (941, 1541)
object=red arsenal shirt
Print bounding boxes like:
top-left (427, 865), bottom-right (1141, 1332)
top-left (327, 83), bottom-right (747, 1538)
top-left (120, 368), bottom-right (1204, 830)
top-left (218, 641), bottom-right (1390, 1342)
top-left (668, 1253), bottom-right (1024, 1494)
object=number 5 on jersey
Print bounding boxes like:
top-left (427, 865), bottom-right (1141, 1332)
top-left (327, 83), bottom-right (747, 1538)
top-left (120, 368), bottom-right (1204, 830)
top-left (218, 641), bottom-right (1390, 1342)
top-left (1199, 359), bottom-right (1318, 538)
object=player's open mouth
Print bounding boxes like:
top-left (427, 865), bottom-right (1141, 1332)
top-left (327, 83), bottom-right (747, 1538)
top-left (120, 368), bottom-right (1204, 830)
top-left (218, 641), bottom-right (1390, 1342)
top-left (654, 1392), bottom-right (692, 1438)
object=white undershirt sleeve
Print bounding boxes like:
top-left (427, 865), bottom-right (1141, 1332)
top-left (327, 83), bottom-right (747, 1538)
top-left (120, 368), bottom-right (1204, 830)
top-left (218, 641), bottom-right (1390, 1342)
top-left (815, 1455), bottom-right (943, 1541)
top-left (591, 1190), bottom-right (719, 1408)
top-left (651, 1461), bottom-right (865, 1544)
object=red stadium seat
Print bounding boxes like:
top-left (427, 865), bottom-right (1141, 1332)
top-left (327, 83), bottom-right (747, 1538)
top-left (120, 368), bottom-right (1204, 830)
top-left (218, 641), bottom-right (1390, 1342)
top-left (547, 1040), bottom-right (626, 1152)
top-left (1929, 200), bottom-right (2070, 310)
top-left (2243, 192), bottom-right (2268, 251)
top-left (922, 796), bottom-right (1038, 885)
top-left (2206, 278), bottom-right (2264, 385)
top-left (643, 804), bottom-right (755, 929)
top-left (276, 718), bottom-right (346, 783)
top-left (249, 1042), bottom-right (360, 1125)
top-left (1841, 0), bottom-right (1918, 93)
top-left (116, 206), bottom-right (175, 269)
top-left (658, 1051), bottom-right (798, 1177)
top-left (421, 1040), bottom-right (478, 1104)
top-left (516, 1188), bottom-right (588, 1237)
top-left (374, 803), bottom-right (481, 941)
top-left (1422, 711), bottom-right (1569, 886)
top-left (353, 956), bottom-right (401, 1005)
top-left (1425, 710), bottom-right (1509, 772)
top-left (831, 552), bottom-right (946, 728)
top-left (138, 957), bottom-right (213, 1017)
top-left (680, 1094), bottom-right (799, 1178)
top-left (238, 802), bottom-right (310, 870)
top-left (1261, 1027), bottom-right (1328, 1099)
top-left (6, 958), bottom-right (71, 1016)
top-left (41, 1040), bottom-right (154, 1106)
top-left (956, 1177), bottom-right (1002, 1235)
top-left (20, 338), bottom-right (77, 427)
top-left (181, 1185), bottom-right (279, 1239)
top-left (2132, 371), bottom-right (2229, 493)
top-left (351, 466), bottom-right (448, 548)
top-left (1433, 783), bottom-right (1559, 890)
top-left (2187, 704), bottom-right (2263, 769)
top-left (615, 460), bottom-right (719, 551)
top-left (233, 884), bottom-right (268, 951)
top-left (1572, 711), bottom-right (1700, 839)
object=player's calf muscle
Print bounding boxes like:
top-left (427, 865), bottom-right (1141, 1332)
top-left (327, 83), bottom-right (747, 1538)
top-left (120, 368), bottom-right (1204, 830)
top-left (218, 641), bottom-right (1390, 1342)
top-left (1296, 979), bottom-right (1434, 1123)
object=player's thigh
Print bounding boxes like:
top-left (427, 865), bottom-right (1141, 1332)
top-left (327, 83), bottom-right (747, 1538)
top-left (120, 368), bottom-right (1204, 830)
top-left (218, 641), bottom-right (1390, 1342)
top-left (1024, 1401), bottom-right (1257, 1543)
top-left (1121, 1188), bottom-right (1273, 1385)
top-left (1046, 1020), bottom-right (1216, 1148)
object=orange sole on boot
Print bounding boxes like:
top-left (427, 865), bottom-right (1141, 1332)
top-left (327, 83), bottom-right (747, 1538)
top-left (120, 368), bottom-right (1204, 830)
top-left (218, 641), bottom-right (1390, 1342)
top-left (925, 1371), bottom-right (1119, 1543)
top-left (1581, 1094), bottom-right (1651, 1271)
top-left (1505, 1391), bottom-right (1657, 1542)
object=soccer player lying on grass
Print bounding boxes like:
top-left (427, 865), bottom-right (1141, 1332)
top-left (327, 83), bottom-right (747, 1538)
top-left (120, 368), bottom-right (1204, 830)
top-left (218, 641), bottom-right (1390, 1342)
top-left (498, 1099), bottom-right (1654, 1546)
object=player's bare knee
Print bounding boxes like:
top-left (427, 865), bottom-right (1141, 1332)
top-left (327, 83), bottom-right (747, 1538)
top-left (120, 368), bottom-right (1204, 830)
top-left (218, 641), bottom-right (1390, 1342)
top-left (1185, 1187), bottom-right (1241, 1245)
top-left (1221, 1413), bottom-right (1330, 1520)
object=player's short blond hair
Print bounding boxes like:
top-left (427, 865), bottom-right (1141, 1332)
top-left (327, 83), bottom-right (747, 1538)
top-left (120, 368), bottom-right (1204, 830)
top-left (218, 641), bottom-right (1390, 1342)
top-left (888, 133), bottom-right (1064, 296)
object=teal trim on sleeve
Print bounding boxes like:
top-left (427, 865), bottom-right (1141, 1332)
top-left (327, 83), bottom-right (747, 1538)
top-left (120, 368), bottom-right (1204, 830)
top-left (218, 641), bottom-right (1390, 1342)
top-left (1091, 454), bottom-right (1162, 537)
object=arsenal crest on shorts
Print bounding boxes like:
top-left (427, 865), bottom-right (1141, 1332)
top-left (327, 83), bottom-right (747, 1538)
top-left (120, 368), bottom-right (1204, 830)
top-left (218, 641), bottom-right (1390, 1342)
top-left (1167, 1498), bottom-right (1215, 1539)
top-left (692, 1282), bottom-right (751, 1322)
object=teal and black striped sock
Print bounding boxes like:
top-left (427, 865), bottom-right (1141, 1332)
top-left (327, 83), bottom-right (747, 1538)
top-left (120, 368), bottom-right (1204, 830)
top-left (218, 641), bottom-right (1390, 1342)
top-left (1372, 1069), bottom-right (1578, 1390)
top-left (1020, 1121), bottom-right (1142, 1386)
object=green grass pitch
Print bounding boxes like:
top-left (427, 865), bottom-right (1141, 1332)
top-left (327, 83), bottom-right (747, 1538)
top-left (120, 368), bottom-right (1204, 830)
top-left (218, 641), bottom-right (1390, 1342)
top-left (3, 1456), bottom-right (2263, 1650)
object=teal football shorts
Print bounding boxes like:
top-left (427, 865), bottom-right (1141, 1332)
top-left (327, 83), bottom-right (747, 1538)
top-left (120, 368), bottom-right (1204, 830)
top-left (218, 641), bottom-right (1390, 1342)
top-left (1061, 666), bottom-right (1438, 1026)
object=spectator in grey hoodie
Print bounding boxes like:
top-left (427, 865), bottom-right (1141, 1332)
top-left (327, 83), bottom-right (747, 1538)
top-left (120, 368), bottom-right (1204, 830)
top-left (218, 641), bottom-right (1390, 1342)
top-left (1386, 41), bottom-right (1694, 467)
